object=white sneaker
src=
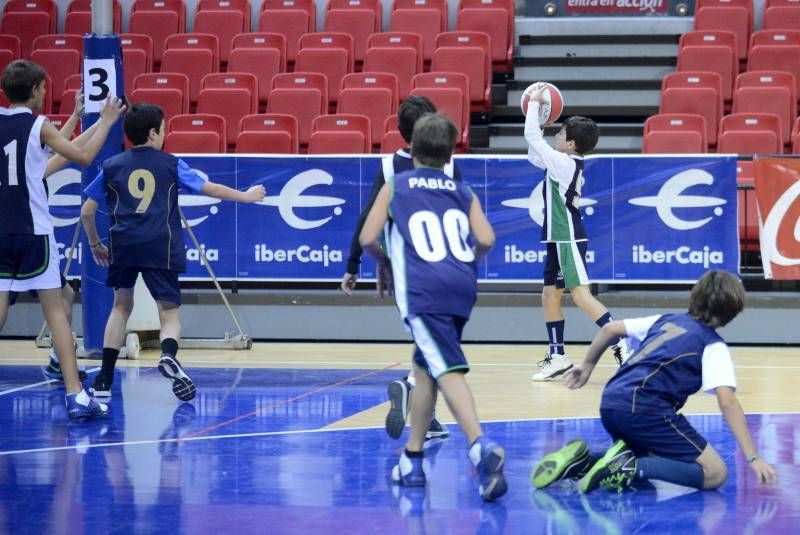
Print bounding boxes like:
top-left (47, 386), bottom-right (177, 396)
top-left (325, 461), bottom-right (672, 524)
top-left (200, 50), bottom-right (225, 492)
top-left (611, 338), bottom-right (631, 366)
top-left (532, 353), bottom-right (573, 381)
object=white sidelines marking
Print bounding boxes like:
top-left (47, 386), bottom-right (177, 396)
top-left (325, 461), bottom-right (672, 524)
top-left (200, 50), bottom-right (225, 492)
top-left (2, 410), bottom-right (797, 457)
top-left (0, 367), bottom-right (100, 396)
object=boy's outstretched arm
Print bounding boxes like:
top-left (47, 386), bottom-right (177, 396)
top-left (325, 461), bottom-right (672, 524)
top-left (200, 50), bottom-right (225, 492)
top-left (716, 386), bottom-right (779, 485)
top-left (468, 193), bottom-right (494, 259)
top-left (41, 97), bottom-right (125, 166)
top-left (564, 320), bottom-right (628, 389)
top-left (201, 181), bottom-right (265, 202)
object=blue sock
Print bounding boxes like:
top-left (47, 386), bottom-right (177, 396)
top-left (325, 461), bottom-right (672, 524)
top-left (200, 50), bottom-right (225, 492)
top-left (637, 456), bottom-right (704, 489)
top-left (545, 320), bottom-right (565, 355)
top-left (594, 312), bottom-right (622, 345)
top-left (594, 312), bottom-right (612, 328)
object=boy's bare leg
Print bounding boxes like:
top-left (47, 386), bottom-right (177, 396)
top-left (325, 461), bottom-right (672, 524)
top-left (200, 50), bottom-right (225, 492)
top-left (104, 289), bottom-right (132, 348)
top-left (406, 363), bottom-right (436, 452)
top-left (0, 291), bottom-right (8, 330)
top-left (157, 301), bottom-right (180, 342)
top-left (437, 371), bottom-right (483, 444)
top-left (62, 282), bottom-right (75, 326)
top-left (570, 285), bottom-right (609, 322)
top-left (39, 288), bottom-right (81, 394)
top-left (542, 285), bottom-right (565, 322)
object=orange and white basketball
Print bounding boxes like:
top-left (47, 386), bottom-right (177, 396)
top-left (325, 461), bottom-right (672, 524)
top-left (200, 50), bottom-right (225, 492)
top-left (521, 82), bottom-right (564, 126)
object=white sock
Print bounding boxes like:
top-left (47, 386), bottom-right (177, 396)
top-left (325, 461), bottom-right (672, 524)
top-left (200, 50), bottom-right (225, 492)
top-left (407, 375), bottom-right (416, 388)
top-left (468, 440), bottom-right (483, 466)
top-left (74, 389), bottom-right (90, 406)
top-left (49, 349), bottom-right (58, 363)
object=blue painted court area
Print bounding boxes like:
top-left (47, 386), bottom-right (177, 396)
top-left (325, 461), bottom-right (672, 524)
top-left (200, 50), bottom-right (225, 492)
top-left (0, 365), bottom-right (796, 534)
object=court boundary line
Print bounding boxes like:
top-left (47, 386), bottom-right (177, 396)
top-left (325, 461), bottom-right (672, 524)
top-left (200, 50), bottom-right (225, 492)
top-left (1, 410), bottom-right (797, 457)
top-left (0, 367), bottom-right (100, 396)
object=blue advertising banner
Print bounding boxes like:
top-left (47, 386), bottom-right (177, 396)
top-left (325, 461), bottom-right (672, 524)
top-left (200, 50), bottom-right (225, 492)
top-left (44, 154), bottom-right (739, 283)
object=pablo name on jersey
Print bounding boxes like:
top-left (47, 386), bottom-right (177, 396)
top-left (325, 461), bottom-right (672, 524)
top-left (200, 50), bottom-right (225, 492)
top-left (408, 177), bottom-right (457, 191)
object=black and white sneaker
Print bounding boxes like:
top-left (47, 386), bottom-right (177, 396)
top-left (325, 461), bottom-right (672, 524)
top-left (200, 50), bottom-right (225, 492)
top-left (43, 355), bottom-right (88, 382)
top-left (385, 377), bottom-right (412, 439)
top-left (89, 376), bottom-right (113, 398)
top-left (158, 355), bottom-right (197, 401)
top-left (425, 418), bottom-right (450, 441)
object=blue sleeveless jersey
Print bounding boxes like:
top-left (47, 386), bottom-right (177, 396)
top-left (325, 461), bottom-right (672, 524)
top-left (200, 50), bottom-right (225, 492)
top-left (601, 312), bottom-right (725, 415)
top-left (388, 167), bottom-right (477, 319)
top-left (92, 147), bottom-right (188, 271)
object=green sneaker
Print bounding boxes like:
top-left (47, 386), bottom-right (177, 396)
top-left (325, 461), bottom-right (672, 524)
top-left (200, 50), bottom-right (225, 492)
top-left (531, 438), bottom-right (591, 489)
top-left (579, 440), bottom-right (637, 494)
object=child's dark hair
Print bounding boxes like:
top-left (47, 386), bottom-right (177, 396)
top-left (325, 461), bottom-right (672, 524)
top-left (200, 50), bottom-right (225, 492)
top-left (123, 103), bottom-right (164, 146)
top-left (688, 270), bottom-right (745, 328)
top-left (411, 113), bottom-right (457, 169)
top-left (1, 60), bottom-right (47, 104)
top-left (398, 95), bottom-right (437, 144)
top-left (563, 116), bottom-right (599, 155)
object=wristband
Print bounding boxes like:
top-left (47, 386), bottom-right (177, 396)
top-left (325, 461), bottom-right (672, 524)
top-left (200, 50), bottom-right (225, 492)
top-left (90, 241), bottom-right (102, 248)
top-left (746, 454), bottom-right (759, 464)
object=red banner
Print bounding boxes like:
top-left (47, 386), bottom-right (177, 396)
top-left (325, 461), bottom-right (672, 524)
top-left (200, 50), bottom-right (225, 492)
top-left (755, 158), bottom-right (800, 280)
top-left (564, 0), bottom-right (669, 15)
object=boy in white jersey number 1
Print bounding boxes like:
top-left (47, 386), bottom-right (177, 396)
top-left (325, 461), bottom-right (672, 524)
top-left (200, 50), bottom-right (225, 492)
top-left (523, 82), bottom-right (629, 381)
top-left (360, 114), bottom-right (507, 501)
top-left (0, 60), bottom-right (124, 420)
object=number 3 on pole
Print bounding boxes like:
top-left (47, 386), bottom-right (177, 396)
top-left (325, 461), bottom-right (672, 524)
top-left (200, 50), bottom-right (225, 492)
top-left (83, 58), bottom-right (118, 114)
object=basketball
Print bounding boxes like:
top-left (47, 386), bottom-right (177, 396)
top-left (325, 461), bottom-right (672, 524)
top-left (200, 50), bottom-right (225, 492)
top-left (520, 82), bottom-right (564, 126)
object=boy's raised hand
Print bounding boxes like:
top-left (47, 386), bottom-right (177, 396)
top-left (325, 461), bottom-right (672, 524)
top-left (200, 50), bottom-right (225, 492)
top-left (72, 90), bottom-right (85, 117)
top-left (99, 96), bottom-right (126, 124)
top-left (525, 82), bottom-right (548, 104)
top-left (244, 184), bottom-right (266, 202)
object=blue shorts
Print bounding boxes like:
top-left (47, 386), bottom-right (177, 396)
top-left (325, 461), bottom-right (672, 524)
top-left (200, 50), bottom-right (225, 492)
top-left (409, 314), bottom-right (469, 379)
top-left (543, 241), bottom-right (590, 289)
top-left (107, 265), bottom-right (181, 305)
top-left (600, 409), bottom-right (708, 462)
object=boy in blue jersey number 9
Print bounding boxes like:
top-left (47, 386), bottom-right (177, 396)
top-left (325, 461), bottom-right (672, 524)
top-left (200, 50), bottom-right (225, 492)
top-left (532, 270), bottom-right (779, 493)
top-left (360, 114), bottom-right (507, 501)
top-left (81, 103), bottom-right (265, 401)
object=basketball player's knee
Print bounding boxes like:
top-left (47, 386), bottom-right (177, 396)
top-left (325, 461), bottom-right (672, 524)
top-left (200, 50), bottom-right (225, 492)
top-left (542, 287), bottom-right (559, 306)
top-left (114, 298), bottom-right (134, 318)
top-left (570, 286), bottom-right (593, 308)
top-left (702, 460), bottom-right (728, 489)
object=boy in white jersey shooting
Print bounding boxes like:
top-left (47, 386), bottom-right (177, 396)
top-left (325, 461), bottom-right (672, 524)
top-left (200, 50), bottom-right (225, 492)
top-left (531, 270), bottom-right (778, 493)
top-left (0, 60), bottom-right (124, 420)
top-left (360, 114), bottom-right (507, 501)
top-left (523, 82), bottom-right (628, 381)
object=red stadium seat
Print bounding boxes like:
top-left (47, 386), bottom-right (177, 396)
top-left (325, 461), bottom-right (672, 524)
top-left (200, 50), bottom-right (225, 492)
top-left (381, 116), bottom-right (405, 153)
top-left (694, 7), bottom-right (750, 61)
top-left (196, 72), bottom-right (258, 146)
top-left (65, 0), bottom-right (122, 34)
top-left (30, 48), bottom-right (80, 110)
top-left (338, 72), bottom-right (399, 147)
top-left (660, 71), bottom-right (724, 145)
top-left (411, 71), bottom-right (470, 150)
top-left (58, 74), bottom-right (82, 116)
top-left (166, 113), bottom-right (227, 153)
top-left (392, 0), bottom-right (447, 30)
top-left (763, 6), bottom-right (800, 31)
top-left (266, 72), bottom-right (327, 147)
top-left (433, 31), bottom-right (492, 111)
top-left (33, 34), bottom-right (84, 55)
top-left (194, 0), bottom-right (251, 64)
top-left (677, 42), bottom-right (736, 102)
top-left (324, 0), bottom-right (381, 65)
top-left (643, 113), bottom-right (708, 152)
top-left (457, 5), bottom-right (513, 71)
top-left (237, 113), bottom-right (299, 153)
top-left (643, 130), bottom-right (706, 153)
top-left (120, 34), bottom-right (154, 97)
top-left (161, 34), bottom-right (219, 106)
top-left (230, 33), bottom-right (286, 108)
top-left (389, 8), bottom-right (441, 64)
top-left (134, 73), bottom-right (190, 115)
top-left (363, 32), bottom-right (423, 100)
top-left (793, 116), bottom-right (800, 153)
top-left (295, 32), bottom-right (354, 106)
top-left (0, 34), bottom-right (21, 58)
top-left (0, 13), bottom-right (50, 59)
top-left (130, 89), bottom-right (186, 126)
top-left (749, 29), bottom-right (800, 48)
top-left (3, 0), bottom-right (57, 32)
top-left (718, 113), bottom-right (783, 154)
top-left (747, 43), bottom-right (800, 103)
top-left (231, 32), bottom-right (286, 70)
top-left (258, 0), bottom-right (316, 66)
top-left (733, 71), bottom-right (796, 143)
top-left (309, 113), bottom-right (372, 154)
top-left (129, 0), bottom-right (186, 65)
